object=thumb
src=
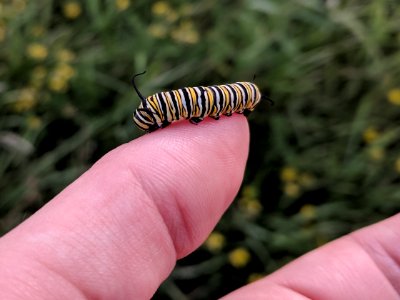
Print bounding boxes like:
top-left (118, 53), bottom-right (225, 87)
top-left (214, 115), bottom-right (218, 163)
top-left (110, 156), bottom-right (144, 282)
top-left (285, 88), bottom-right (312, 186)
top-left (0, 115), bottom-right (249, 299)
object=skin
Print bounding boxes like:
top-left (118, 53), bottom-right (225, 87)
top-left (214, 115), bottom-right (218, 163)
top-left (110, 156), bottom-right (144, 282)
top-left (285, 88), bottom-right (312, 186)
top-left (0, 115), bottom-right (399, 299)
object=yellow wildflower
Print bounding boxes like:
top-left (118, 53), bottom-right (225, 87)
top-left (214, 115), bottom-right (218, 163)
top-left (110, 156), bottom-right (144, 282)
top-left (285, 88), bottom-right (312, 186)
top-left (283, 182), bottom-right (301, 198)
top-left (63, 1), bottom-right (82, 19)
top-left (48, 75), bottom-right (68, 92)
top-left (228, 247), bottom-right (251, 268)
top-left (152, 1), bottom-right (177, 22)
top-left (387, 88), bottom-right (400, 106)
top-left (165, 10), bottom-right (178, 23)
top-left (56, 49), bottom-right (75, 63)
top-left (171, 21), bottom-right (199, 44)
top-left (239, 198), bottom-right (263, 218)
top-left (13, 88), bottom-right (37, 112)
top-left (280, 166), bottom-right (298, 182)
top-left (363, 126), bottom-right (379, 144)
top-left (204, 231), bottom-right (225, 252)
top-left (48, 63), bottom-right (75, 92)
top-left (241, 185), bottom-right (258, 199)
top-left (26, 116), bottom-right (42, 129)
top-left (55, 63), bottom-right (76, 79)
top-left (395, 157), bottom-right (400, 173)
top-left (299, 204), bottom-right (316, 220)
top-left (148, 23), bottom-right (168, 38)
top-left (26, 43), bottom-right (48, 61)
top-left (367, 146), bottom-right (385, 161)
top-left (152, 1), bottom-right (171, 16)
top-left (115, 0), bottom-right (130, 11)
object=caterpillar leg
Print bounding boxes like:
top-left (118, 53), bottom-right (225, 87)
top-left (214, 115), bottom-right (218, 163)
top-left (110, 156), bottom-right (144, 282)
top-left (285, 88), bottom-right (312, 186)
top-left (262, 95), bottom-right (274, 106)
top-left (147, 124), bottom-right (161, 133)
top-left (161, 121), bottom-right (171, 128)
top-left (225, 112), bottom-right (233, 117)
top-left (243, 109), bottom-right (253, 116)
top-left (189, 117), bottom-right (203, 125)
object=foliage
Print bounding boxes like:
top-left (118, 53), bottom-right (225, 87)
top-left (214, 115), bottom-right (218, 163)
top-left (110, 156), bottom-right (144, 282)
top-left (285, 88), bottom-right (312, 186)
top-left (1, 0), bottom-right (400, 298)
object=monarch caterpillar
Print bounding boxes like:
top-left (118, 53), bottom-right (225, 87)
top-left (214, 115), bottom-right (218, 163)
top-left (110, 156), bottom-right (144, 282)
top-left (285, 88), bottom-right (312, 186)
top-left (132, 71), bottom-right (269, 133)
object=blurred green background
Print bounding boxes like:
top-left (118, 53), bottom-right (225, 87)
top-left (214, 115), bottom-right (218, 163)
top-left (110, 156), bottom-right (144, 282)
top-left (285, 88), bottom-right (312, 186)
top-left (1, 0), bottom-right (400, 298)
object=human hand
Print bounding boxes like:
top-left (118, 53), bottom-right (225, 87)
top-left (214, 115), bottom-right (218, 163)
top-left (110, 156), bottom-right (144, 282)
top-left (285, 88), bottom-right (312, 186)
top-left (0, 115), bottom-right (398, 299)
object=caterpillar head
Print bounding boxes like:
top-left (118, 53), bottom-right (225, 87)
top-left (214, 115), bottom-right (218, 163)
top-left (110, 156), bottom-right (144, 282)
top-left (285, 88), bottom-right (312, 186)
top-left (132, 71), bottom-right (161, 132)
top-left (133, 108), bottom-right (160, 133)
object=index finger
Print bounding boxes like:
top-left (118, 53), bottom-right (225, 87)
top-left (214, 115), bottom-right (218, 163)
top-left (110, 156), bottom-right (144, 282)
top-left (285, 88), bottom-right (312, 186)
top-left (0, 115), bottom-right (249, 299)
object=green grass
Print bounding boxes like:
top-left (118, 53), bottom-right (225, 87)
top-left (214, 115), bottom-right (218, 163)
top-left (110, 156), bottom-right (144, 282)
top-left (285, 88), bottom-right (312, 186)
top-left (1, 0), bottom-right (400, 298)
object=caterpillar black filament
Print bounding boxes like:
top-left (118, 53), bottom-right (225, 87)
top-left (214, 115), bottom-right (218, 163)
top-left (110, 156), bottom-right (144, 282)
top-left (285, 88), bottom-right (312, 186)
top-left (132, 71), bottom-right (266, 133)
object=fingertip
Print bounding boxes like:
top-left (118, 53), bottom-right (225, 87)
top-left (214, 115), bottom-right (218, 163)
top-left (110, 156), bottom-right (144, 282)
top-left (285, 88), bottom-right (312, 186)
top-left (126, 114), bottom-right (250, 256)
